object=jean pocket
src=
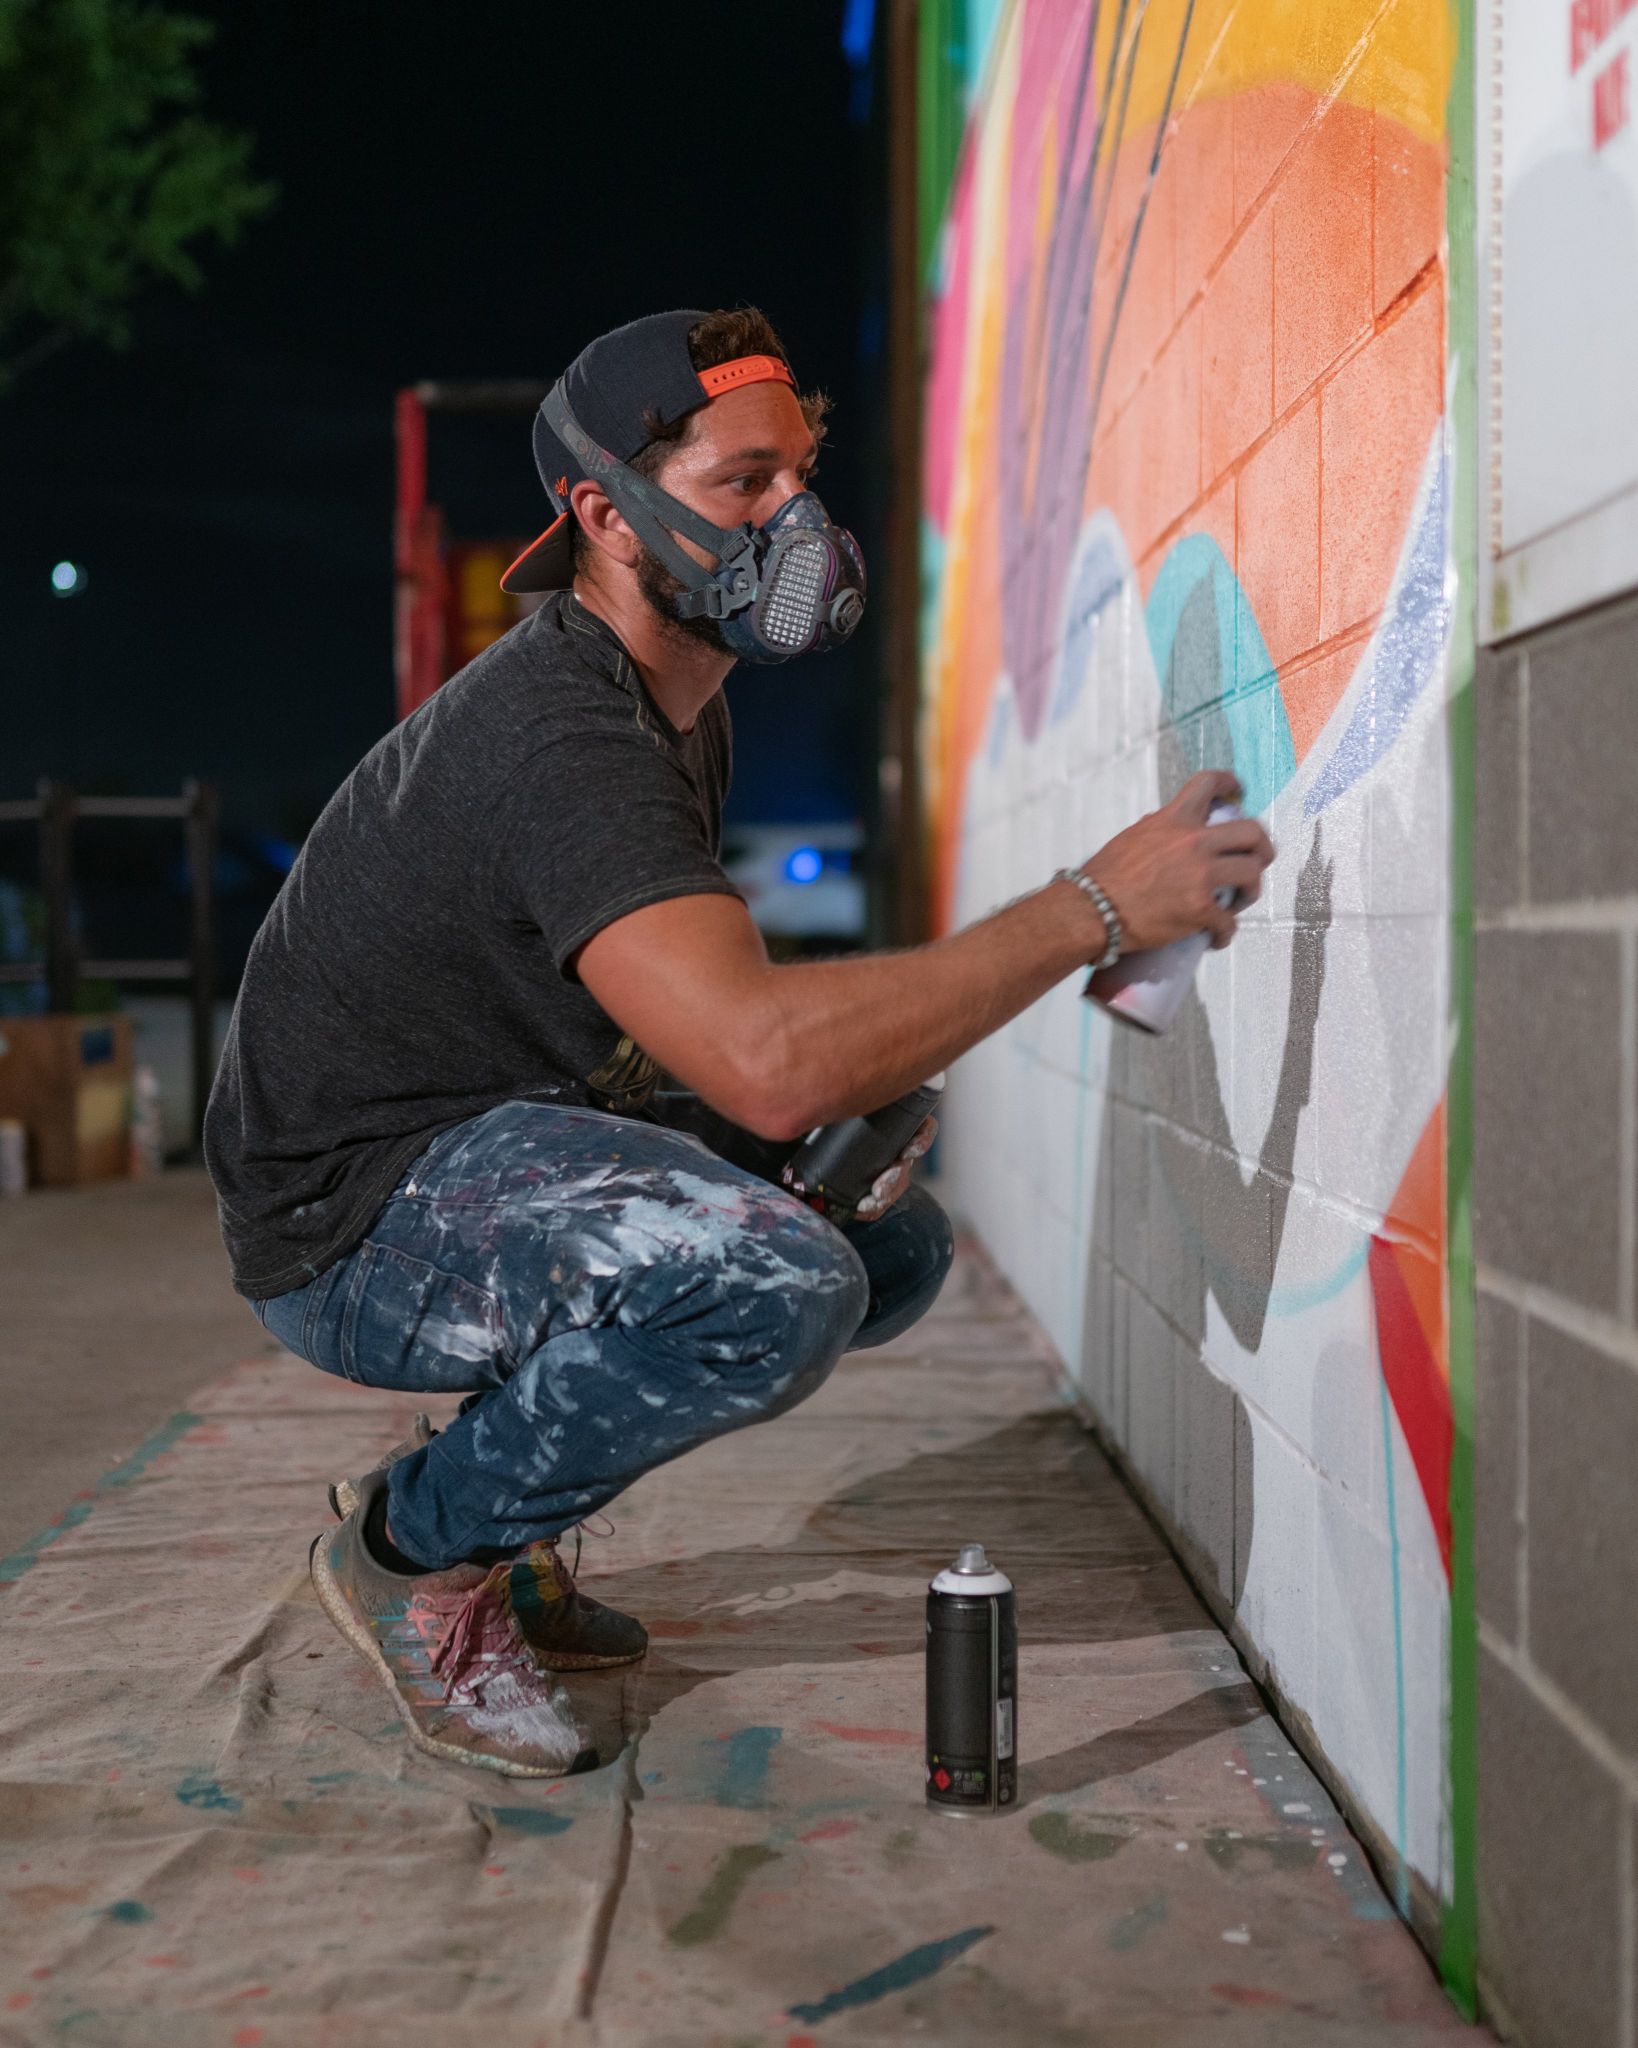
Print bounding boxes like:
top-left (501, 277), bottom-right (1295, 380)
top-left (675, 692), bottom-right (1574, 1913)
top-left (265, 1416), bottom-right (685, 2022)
top-left (336, 1240), bottom-right (506, 1394)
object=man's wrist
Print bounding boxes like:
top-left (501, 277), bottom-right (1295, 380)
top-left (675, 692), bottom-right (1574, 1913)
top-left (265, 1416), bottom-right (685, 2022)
top-left (1052, 868), bottom-right (1123, 970)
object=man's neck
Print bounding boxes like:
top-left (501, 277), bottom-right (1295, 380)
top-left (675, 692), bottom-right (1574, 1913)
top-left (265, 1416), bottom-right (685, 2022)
top-left (570, 574), bottom-right (733, 736)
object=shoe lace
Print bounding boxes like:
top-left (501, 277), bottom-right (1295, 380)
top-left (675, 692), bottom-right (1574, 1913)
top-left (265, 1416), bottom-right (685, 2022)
top-left (428, 1565), bottom-right (507, 1685)
top-left (568, 1511), bottom-right (616, 1579)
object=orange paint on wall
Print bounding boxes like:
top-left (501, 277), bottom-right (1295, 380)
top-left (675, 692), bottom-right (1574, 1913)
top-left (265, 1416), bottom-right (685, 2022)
top-left (926, 19), bottom-right (1450, 916)
top-left (1318, 274), bottom-right (1445, 644)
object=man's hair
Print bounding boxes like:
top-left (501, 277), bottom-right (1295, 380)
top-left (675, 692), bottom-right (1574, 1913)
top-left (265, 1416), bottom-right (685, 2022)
top-left (568, 306), bottom-right (829, 573)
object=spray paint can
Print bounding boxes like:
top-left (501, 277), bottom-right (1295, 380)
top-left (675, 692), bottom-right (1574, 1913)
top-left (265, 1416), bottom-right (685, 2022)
top-left (782, 1074), bottom-right (943, 1225)
top-left (925, 1542), bottom-right (1016, 1815)
top-left (1084, 801), bottom-right (1243, 1035)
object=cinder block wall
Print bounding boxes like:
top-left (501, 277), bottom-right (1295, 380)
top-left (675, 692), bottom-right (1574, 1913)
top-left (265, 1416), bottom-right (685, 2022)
top-left (920, 0), bottom-right (1460, 1951)
top-left (1472, 598), bottom-right (1638, 2048)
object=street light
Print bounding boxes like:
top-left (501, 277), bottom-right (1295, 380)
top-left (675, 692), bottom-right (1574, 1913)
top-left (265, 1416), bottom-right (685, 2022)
top-left (50, 560), bottom-right (88, 598)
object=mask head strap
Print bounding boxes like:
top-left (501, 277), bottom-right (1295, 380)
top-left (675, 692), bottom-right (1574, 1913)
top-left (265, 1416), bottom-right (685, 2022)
top-left (542, 383), bottom-right (760, 617)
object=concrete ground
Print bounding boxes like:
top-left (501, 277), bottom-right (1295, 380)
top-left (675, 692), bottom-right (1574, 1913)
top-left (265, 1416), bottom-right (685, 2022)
top-left (0, 1172), bottom-right (1484, 2045)
top-left (0, 1170), bottom-right (272, 1557)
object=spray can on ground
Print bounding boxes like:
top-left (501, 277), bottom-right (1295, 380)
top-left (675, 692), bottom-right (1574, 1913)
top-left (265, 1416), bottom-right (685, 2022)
top-left (925, 1542), bottom-right (1016, 1815)
top-left (1084, 801), bottom-right (1243, 1035)
top-left (781, 1074), bottom-right (943, 1225)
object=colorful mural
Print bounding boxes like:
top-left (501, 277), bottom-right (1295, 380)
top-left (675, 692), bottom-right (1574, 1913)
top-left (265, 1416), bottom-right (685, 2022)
top-left (920, 0), bottom-right (1459, 1928)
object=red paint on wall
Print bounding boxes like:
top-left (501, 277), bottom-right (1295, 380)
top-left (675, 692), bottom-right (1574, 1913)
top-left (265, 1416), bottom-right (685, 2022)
top-left (1370, 1102), bottom-right (1452, 1580)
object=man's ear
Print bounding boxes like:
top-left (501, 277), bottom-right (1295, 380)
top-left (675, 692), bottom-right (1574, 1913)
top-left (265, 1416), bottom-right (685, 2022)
top-left (569, 479), bottom-right (641, 568)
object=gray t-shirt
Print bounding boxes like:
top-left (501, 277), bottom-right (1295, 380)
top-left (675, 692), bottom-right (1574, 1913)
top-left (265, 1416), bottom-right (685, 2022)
top-left (204, 591), bottom-right (736, 1299)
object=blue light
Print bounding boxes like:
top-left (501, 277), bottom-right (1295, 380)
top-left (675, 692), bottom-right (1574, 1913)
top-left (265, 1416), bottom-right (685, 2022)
top-left (784, 846), bottom-right (823, 885)
top-left (51, 560), bottom-right (87, 597)
top-left (840, 0), bottom-right (875, 68)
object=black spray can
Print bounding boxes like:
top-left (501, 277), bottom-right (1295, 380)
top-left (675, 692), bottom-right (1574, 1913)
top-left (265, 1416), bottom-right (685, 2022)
top-left (781, 1074), bottom-right (943, 1225)
top-left (925, 1542), bottom-right (1016, 1815)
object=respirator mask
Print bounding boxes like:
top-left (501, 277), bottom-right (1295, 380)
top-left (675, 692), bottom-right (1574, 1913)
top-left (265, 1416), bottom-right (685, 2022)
top-left (541, 382), bottom-right (866, 665)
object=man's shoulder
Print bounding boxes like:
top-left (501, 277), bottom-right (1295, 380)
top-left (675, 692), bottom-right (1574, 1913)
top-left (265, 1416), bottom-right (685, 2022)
top-left (448, 596), bottom-right (611, 703)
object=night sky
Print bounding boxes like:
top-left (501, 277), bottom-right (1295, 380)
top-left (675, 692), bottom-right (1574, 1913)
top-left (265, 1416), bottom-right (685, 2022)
top-left (2, 3), bottom-right (882, 970)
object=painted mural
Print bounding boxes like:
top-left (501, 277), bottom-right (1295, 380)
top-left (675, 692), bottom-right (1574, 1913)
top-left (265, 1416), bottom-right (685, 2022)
top-left (920, 0), bottom-right (1457, 1917)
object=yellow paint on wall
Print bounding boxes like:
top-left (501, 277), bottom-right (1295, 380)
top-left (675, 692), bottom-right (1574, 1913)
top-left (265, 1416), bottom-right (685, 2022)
top-left (1092, 0), bottom-right (1452, 146)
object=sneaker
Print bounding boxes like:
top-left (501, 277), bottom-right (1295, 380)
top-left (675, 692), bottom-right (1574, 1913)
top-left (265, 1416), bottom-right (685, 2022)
top-left (328, 1412), bottom-right (436, 1519)
top-left (503, 1535), bottom-right (649, 1670)
top-left (331, 1424), bottom-right (649, 1670)
top-left (309, 1469), bottom-right (590, 1778)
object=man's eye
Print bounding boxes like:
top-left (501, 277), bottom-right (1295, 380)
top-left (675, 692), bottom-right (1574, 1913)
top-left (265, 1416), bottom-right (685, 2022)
top-left (729, 474), bottom-right (764, 494)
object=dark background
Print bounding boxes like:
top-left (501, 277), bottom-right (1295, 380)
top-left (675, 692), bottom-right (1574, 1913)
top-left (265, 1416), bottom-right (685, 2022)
top-left (1, 3), bottom-right (884, 980)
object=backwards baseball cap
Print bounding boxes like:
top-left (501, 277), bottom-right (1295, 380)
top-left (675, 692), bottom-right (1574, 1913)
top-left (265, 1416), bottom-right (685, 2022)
top-left (500, 309), bottom-right (797, 595)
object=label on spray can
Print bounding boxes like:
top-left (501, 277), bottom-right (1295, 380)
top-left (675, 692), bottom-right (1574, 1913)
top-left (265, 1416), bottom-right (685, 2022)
top-left (925, 1542), bottom-right (1017, 1815)
top-left (1083, 801), bottom-right (1243, 1035)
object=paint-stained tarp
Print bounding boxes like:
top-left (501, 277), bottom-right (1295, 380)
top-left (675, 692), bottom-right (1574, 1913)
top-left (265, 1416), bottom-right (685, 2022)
top-left (0, 1245), bottom-right (1475, 2045)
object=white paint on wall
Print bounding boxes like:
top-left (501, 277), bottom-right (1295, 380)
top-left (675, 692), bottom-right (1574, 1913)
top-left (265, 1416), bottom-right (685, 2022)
top-left (940, 466), bottom-right (1452, 1892)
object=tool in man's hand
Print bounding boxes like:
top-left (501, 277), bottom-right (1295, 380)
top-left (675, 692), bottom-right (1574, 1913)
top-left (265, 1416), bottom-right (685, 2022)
top-left (1085, 801), bottom-right (1248, 1034)
top-left (782, 1075), bottom-right (944, 1225)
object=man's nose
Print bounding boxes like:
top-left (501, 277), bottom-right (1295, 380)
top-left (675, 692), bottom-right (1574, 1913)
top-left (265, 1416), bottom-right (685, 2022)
top-left (766, 467), bottom-right (812, 511)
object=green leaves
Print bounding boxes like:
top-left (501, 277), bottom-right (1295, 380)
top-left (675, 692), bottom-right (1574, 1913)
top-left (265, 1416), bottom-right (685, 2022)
top-left (0, 0), bottom-right (276, 386)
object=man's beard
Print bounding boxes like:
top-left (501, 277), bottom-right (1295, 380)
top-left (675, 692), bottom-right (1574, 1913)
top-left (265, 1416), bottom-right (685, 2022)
top-left (636, 544), bottom-right (732, 657)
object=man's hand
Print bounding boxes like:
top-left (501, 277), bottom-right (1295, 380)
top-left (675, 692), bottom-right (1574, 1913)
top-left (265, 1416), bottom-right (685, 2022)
top-left (1083, 770), bottom-right (1276, 953)
top-left (852, 1113), bottom-right (938, 1223)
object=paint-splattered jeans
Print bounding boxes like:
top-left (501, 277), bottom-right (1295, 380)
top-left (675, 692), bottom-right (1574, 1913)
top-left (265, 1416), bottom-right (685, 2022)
top-left (252, 1100), bottom-right (953, 1569)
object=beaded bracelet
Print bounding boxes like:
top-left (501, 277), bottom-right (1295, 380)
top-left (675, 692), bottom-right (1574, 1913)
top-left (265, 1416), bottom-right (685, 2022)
top-left (1053, 867), bottom-right (1123, 971)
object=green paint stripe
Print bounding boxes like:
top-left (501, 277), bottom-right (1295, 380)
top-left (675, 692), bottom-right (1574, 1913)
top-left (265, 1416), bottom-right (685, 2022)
top-left (1441, 0), bottom-right (1480, 2014)
top-left (917, 0), bottom-right (973, 287)
top-left (789, 1925), bottom-right (993, 2026)
top-left (0, 1410), bottom-right (202, 1587)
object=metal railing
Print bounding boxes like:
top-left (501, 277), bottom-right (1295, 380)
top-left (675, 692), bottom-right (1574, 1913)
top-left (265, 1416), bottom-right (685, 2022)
top-left (0, 779), bottom-right (219, 1151)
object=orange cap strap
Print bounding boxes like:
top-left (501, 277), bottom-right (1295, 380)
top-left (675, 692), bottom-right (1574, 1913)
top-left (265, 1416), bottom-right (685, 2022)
top-left (697, 354), bottom-right (796, 399)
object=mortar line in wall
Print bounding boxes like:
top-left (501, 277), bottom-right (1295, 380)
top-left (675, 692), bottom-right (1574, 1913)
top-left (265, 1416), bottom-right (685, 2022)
top-left (1132, 1113), bottom-right (1431, 1251)
top-left (1477, 1619), bottom-right (1638, 1802)
top-left (1619, 1793), bottom-right (1636, 2048)
top-left (1514, 1309), bottom-right (1530, 1654)
top-left (1500, 578), bottom-right (1638, 655)
top-left (1620, 929), bottom-right (1636, 1330)
top-left (1058, 1354), bottom-right (1453, 1961)
top-left (1481, 900), bottom-right (1638, 933)
top-left (1474, 1263), bottom-right (1638, 1375)
top-left (1517, 643), bottom-right (1530, 908)
top-left (1120, 279), bottom-right (1448, 600)
top-left (1378, 1372), bottom-right (1413, 1917)
top-left (1106, 249), bottom-right (1442, 532)
top-left (1156, 0), bottom-right (1406, 349)
top-left (1141, 1325), bottom-right (1418, 1524)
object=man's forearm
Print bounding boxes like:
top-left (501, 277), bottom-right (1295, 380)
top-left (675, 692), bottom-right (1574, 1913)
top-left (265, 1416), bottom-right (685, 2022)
top-left (749, 877), bottom-right (1103, 1135)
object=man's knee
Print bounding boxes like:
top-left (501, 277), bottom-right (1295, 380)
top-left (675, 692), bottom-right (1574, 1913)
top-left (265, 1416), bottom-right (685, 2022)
top-left (889, 1184), bottom-right (956, 1295)
top-left (845, 1184), bottom-right (955, 1349)
top-left (726, 1211), bottom-right (869, 1408)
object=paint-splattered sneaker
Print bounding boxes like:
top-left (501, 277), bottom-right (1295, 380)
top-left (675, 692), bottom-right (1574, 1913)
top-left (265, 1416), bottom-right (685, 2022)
top-left (330, 1426), bottom-right (648, 1670)
top-left (328, 1412), bottom-right (437, 1519)
top-left (309, 1468), bottom-right (590, 1778)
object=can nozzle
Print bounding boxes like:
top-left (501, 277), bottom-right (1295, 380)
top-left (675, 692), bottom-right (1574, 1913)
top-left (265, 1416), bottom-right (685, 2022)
top-left (954, 1543), bottom-right (991, 1574)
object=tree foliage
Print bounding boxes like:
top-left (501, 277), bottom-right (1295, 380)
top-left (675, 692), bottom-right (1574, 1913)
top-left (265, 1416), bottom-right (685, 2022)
top-left (0, 0), bottom-right (276, 387)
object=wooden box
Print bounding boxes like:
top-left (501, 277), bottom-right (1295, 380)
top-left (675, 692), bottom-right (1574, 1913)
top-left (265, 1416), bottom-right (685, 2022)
top-left (0, 1014), bottom-right (133, 1186)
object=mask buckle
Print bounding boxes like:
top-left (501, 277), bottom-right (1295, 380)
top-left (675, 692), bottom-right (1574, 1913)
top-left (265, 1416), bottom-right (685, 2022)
top-left (674, 531), bottom-right (760, 621)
